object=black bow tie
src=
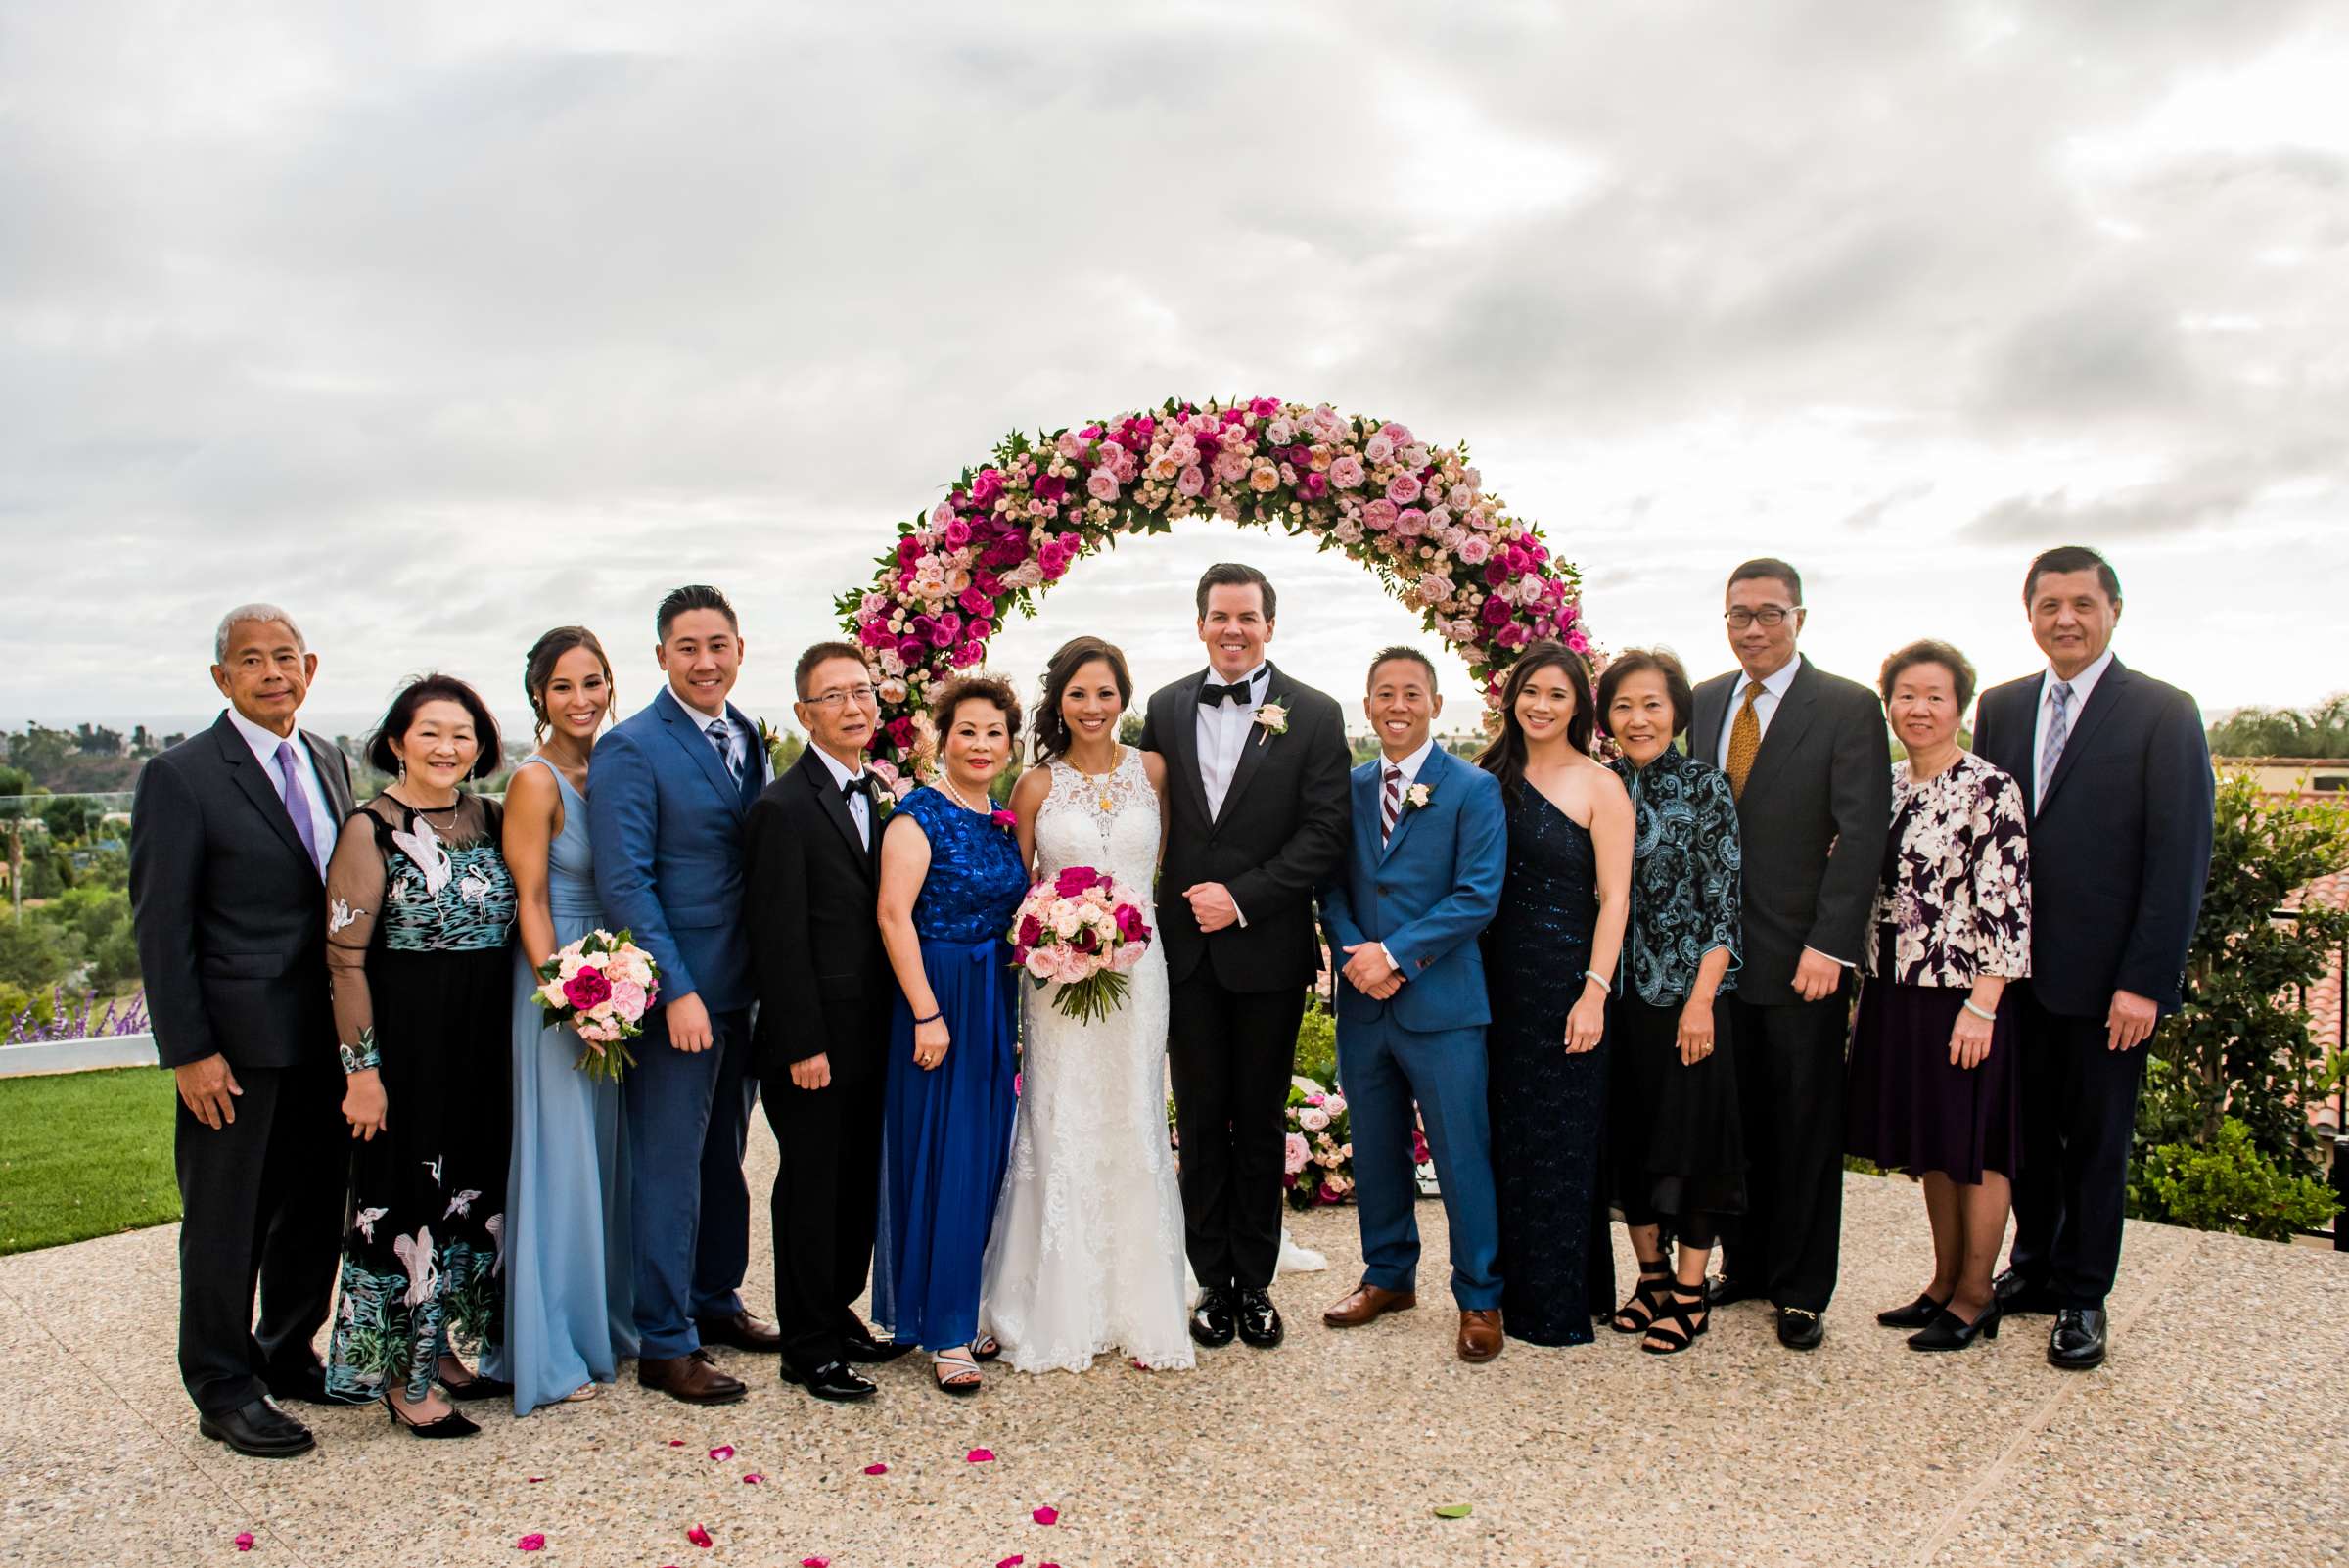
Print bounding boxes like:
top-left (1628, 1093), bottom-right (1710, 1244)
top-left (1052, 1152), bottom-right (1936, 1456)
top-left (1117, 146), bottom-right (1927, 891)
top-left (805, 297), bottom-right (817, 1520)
top-left (1198, 679), bottom-right (1256, 708)
top-left (841, 774), bottom-right (875, 801)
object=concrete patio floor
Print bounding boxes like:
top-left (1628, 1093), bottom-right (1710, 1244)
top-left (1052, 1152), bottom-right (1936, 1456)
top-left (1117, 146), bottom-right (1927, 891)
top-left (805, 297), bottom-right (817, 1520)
top-left (2, 1122), bottom-right (2344, 1568)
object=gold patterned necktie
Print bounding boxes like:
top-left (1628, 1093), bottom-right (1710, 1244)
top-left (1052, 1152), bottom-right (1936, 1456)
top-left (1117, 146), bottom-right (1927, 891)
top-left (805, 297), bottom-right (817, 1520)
top-left (1725, 679), bottom-right (1765, 799)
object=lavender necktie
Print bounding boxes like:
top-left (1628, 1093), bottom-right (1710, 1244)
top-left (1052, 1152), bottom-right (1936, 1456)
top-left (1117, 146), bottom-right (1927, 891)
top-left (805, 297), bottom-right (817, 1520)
top-left (274, 740), bottom-right (324, 879)
top-left (2039, 680), bottom-right (2074, 808)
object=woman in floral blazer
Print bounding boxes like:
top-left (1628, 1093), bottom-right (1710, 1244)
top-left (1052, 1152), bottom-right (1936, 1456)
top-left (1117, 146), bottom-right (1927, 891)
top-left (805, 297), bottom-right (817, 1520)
top-left (1849, 640), bottom-right (2031, 1354)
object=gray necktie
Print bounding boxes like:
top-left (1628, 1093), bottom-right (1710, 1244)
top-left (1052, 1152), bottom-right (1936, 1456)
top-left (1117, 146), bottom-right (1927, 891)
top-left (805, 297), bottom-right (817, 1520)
top-left (707, 717), bottom-right (742, 783)
top-left (2039, 679), bottom-right (2074, 806)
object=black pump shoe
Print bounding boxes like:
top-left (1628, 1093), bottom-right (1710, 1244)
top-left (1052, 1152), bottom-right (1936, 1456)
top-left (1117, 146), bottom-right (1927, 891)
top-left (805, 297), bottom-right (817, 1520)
top-left (1876, 1292), bottom-right (1950, 1329)
top-left (1907, 1302), bottom-right (2000, 1352)
top-left (384, 1395), bottom-right (481, 1439)
top-left (1235, 1288), bottom-right (1284, 1349)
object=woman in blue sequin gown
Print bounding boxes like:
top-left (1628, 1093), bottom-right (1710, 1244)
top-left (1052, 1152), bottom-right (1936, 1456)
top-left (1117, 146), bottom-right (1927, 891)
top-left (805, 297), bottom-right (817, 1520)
top-left (873, 675), bottom-right (1030, 1395)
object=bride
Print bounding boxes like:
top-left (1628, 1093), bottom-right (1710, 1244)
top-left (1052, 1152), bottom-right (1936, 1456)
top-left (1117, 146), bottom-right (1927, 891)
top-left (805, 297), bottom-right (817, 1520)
top-left (979, 636), bottom-right (1194, 1373)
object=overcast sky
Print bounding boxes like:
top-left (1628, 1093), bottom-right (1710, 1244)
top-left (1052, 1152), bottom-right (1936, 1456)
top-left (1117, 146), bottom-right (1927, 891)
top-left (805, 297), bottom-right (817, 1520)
top-left (4, 1), bottom-right (2344, 740)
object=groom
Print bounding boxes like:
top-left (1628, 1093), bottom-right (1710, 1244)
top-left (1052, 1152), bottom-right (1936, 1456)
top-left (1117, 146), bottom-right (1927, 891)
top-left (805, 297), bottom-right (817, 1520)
top-left (1140, 562), bottom-right (1351, 1351)
top-left (591, 584), bottom-right (779, 1405)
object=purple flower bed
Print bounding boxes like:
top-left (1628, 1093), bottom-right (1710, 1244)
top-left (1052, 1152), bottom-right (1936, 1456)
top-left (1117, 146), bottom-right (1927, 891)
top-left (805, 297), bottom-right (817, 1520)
top-left (3, 987), bottom-right (149, 1044)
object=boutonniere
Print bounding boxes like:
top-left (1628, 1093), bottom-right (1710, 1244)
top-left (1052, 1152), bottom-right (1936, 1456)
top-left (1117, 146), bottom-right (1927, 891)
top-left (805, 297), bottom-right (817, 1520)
top-left (1404, 782), bottom-right (1433, 812)
top-left (755, 717), bottom-right (791, 778)
top-left (1254, 701), bottom-right (1289, 747)
top-left (990, 808), bottom-right (1018, 830)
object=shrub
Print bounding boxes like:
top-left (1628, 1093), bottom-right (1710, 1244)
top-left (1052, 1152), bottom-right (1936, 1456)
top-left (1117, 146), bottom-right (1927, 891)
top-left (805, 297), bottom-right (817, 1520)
top-left (1294, 1001), bottom-right (1336, 1084)
top-left (2129, 1118), bottom-right (2340, 1242)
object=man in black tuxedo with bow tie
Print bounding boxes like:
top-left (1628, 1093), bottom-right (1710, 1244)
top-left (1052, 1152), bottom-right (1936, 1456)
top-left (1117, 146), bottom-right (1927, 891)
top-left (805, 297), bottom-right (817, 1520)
top-left (130, 605), bottom-right (356, 1457)
top-left (1138, 563), bottom-right (1351, 1351)
top-left (745, 642), bottom-right (907, 1401)
top-left (1978, 546), bottom-right (2213, 1370)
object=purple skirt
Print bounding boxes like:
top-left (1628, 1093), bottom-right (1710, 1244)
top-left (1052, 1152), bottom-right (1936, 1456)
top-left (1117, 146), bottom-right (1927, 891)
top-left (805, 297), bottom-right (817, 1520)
top-left (1846, 969), bottom-right (2021, 1184)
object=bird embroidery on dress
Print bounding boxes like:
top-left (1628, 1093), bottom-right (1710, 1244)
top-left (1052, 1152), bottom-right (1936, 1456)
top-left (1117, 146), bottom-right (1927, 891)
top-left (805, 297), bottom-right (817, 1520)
top-left (352, 1205), bottom-right (389, 1242)
top-left (484, 1212), bottom-right (506, 1276)
top-left (456, 869), bottom-right (494, 908)
top-left (442, 1188), bottom-right (481, 1221)
top-left (421, 1154), bottom-right (444, 1186)
top-left (327, 898), bottom-right (361, 936)
top-left (389, 815), bottom-right (453, 898)
top-left (392, 1226), bottom-right (439, 1308)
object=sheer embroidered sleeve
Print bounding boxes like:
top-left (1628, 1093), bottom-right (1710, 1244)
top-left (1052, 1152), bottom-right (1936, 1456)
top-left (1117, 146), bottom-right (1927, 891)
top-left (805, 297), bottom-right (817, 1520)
top-left (325, 805), bottom-right (388, 1073)
top-left (1969, 762), bottom-right (2033, 980)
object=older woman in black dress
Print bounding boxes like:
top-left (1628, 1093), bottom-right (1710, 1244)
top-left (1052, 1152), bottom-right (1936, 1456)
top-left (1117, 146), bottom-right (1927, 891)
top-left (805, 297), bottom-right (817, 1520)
top-left (1849, 640), bottom-right (2031, 1352)
top-left (1598, 649), bottom-right (1748, 1356)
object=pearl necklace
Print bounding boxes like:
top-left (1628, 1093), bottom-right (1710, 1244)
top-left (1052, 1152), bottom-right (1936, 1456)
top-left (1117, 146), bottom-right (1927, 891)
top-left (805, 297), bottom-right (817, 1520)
top-left (936, 774), bottom-right (990, 816)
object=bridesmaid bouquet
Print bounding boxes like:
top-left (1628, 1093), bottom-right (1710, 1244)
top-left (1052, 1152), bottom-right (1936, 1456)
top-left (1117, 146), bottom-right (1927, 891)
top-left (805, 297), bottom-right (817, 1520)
top-left (531, 929), bottom-right (660, 1084)
top-left (1009, 866), bottom-right (1151, 1024)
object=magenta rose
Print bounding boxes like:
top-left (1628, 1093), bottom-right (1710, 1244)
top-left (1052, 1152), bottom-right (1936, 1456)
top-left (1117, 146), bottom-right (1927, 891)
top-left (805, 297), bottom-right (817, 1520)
top-left (1114, 904), bottom-right (1149, 942)
top-left (941, 518), bottom-right (973, 549)
top-left (1034, 474), bottom-right (1068, 503)
top-left (958, 586), bottom-right (991, 618)
top-left (856, 619), bottom-right (892, 649)
top-left (896, 536), bottom-right (923, 568)
top-left (965, 618), bottom-right (992, 641)
top-left (1303, 472), bottom-right (1330, 499)
top-left (898, 635), bottom-right (928, 664)
top-left (1054, 865), bottom-right (1102, 898)
top-left (968, 468), bottom-right (1005, 505)
top-left (563, 966), bottom-right (613, 1010)
top-left (1250, 395), bottom-right (1281, 418)
top-left (1019, 914), bottom-right (1044, 946)
top-left (1481, 596), bottom-right (1513, 626)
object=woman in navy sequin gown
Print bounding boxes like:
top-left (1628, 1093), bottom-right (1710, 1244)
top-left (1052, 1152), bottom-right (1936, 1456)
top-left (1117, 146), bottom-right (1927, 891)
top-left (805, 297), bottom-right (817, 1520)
top-left (1478, 643), bottom-right (1632, 1347)
top-left (874, 674), bottom-right (1030, 1395)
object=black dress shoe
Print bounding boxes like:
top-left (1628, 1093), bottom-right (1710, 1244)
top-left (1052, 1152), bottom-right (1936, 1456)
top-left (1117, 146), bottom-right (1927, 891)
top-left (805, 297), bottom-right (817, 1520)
top-left (1706, 1273), bottom-right (1758, 1308)
top-left (840, 1330), bottom-right (913, 1365)
top-left (697, 1310), bottom-right (784, 1352)
top-left (2048, 1307), bottom-right (2108, 1370)
top-left (783, 1359), bottom-right (878, 1402)
top-left (1774, 1307), bottom-right (1825, 1351)
top-left (198, 1398), bottom-right (316, 1458)
top-left (1907, 1301), bottom-right (2000, 1352)
top-left (440, 1372), bottom-right (515, 1403)
top-left (263, 1363), bottom-right (333, 1406)
top-left (1235, 1288), bottom-right (1284, 1349)
top-left (1875, 1293), bottom-right (1949, 1329)
top-left (1993, 1268), bottom-right (2058, 1315)
top-left (1189, 1287), bottom-right (1237, 1348)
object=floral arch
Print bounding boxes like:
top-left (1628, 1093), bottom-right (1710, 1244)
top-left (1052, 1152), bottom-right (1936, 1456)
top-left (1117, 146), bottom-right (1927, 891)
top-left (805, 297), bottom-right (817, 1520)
top-left (837, 397), bottom-right (1591, 791)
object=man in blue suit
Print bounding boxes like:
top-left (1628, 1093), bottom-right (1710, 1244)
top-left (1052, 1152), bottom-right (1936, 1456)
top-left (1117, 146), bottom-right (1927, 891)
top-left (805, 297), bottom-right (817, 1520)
top-left (1978, 546), bottom-right (2214, 1370)
top-left (1318, 647), bottom-right (1508, 1362)
top-left (590, 584), bottom-right (779, 1404)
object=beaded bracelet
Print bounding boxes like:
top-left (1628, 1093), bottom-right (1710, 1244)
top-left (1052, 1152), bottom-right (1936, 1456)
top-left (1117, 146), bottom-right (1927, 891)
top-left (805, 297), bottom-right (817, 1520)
top-left (1960, 998), bottom-right (1998, 1023)
top-left (339, 1027), bottom-right (382, 1075)
top-left (913, 1010), bottom-right (944, 1027)
top-left (1584, 969), bottom-right (1612, 992)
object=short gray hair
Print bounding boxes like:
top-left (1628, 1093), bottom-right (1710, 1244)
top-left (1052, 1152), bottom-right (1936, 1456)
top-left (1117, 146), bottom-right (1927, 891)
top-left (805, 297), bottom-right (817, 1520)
top-left (213, 603), bottom-right (307, 664)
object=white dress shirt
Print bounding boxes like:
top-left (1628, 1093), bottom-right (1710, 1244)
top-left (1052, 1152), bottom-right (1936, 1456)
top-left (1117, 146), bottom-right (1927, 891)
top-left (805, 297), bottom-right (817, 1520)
top-left (1195, 662), bottom-right (1269, 820)
top-left (1373, 736), bottom-right (1438, 979)
top-left (226, 707), bottom-right (339, 878)
top-left (811, 744), bottom-right (872, 849)
top-left (2031, 647), bottom-right (2115, 812)
top-left (1714, 654), bottom-right (1802, 763)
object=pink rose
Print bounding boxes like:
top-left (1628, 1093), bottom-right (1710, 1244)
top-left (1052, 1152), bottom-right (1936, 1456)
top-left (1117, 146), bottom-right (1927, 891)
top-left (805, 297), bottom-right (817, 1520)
top-left (1176, 465), bottom-right (1206, 497)
top-left (1364, 433), bottom-right (1395, 465)
top-left (1087, 469), bottom-right (1121, 501)
top-left (1362, 498), bottom-right (1399, 530)
top-left (1329, 455), bottom-right (1366, 490)
top-left (1393, 507), bottom-right (1427, 539)
top-left (1456, 534), bottom-right (1492, 565)
top-left (1380, 421), bottom-right (1412, 444)
top-left (1284, 1132), bottom-right (1312, 1176)
top-left (609, 978), bottom-right (648, 1022)
top-left (1055, 431), bottom-right (1083, 459)
top-left (1386, 472), bottom-right (1422, 505)
top-left (1024, 947), bottom-right (1061, 981)
top-left (1248, 461), bottom-right (1280, 493)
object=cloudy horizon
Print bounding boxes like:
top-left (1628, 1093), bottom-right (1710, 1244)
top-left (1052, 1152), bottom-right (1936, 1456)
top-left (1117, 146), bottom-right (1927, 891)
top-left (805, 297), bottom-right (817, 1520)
top-left (5, 1), bottom-right (2344, 740)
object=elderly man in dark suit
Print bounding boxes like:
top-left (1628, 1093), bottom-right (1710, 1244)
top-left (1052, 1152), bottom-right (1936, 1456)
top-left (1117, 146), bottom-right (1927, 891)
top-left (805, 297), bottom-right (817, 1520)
top-left (1979, 545), bottom-right (2213, 1370)
top-left (130, 606), bottom-right (356, 1457)
top-left (1690, 558), bottom-right (1891, 1351)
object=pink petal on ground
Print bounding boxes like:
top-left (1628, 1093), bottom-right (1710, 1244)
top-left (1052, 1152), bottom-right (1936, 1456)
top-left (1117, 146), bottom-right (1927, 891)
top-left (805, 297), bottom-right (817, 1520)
top-left (802, 1559), bottom-right (830, 1567)
top-left (995, 1557), bottom-right (1025, 1568)
top-left (234, 1534), bottom-right (255, 1552)
top-left (516, 1535), bottom-right (546, 1552)
top-left (743, 1474), bottom-right (764, 1485)
top-left (863, 1463), bottom-right (889, 1476)
top-left (966, 1448), bottom-right (995, 1463)
top-left (709, 1445), bottom-right (735, 1461)
top-left (1034, 1506), bottom-right (1060, 1526)
top-left (668, 1439), bottom-right (686, 1447)
top-left (686, 1524), bottom-right (714, 1548)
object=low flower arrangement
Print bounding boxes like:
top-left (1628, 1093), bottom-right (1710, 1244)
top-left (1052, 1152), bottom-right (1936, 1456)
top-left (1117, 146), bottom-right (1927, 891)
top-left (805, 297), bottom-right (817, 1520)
top-left (1010, 865), bottom-right (1151, 1023)
top-left (531, 929), bottom-right (659, 1083)
top-left (1285, 1075), bottom-right (1357, 1210)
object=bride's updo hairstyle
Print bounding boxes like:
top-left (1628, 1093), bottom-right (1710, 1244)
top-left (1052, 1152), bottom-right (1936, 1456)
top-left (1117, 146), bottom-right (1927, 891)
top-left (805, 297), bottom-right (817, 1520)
top-left (1031, 635), bottom-right (1133, 765)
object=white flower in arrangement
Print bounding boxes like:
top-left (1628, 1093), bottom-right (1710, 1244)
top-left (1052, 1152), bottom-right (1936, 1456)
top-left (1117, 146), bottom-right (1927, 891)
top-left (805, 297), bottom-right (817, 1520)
top-left (1298, 1106), bottom-right (1331, 1132)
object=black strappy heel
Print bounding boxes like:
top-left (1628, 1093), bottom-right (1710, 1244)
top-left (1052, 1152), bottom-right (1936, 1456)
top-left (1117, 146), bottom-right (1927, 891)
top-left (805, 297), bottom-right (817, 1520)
top-left (1610, 1264), bottom-right (1674, 1336)
top-left (1640, 1283), bottom-right (1711, 1357)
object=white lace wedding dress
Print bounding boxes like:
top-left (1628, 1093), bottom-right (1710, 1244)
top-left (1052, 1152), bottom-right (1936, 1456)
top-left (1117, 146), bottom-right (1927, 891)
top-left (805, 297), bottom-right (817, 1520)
top-left (979, 749), bottom-right (1195, 1372)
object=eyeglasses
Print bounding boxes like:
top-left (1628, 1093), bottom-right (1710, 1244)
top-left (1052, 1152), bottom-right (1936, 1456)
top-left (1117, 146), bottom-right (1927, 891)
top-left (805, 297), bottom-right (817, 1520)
top-left (805, 685), bottom-right (880, 711)
top-left (1724, 606), bottom-right (1801, 629)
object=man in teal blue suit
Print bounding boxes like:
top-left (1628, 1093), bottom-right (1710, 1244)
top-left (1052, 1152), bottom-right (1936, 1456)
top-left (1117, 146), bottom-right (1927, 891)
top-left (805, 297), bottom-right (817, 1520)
top-left (1318, 647), bottom-right (1508, 1362)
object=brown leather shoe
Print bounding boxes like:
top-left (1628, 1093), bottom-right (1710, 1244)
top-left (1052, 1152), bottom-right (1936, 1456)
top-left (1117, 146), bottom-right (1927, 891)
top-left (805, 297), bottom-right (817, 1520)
top-left (639, 1349), bottom-right (748, 1405)
top-left (695, 1310), bottom-right (783, 1353)
top-left (1322, 1283), bottom-right (1417, 1328)
top-left (1457, 1309), bottom-right (1503, 1362)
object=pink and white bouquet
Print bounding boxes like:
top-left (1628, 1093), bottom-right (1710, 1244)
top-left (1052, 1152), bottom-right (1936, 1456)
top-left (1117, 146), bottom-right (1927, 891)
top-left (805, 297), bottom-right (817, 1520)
top-left (1285, 1075), bottom-right (1357, 1210)
top-left (1009, 866), bottom-right (1151, 1023)
top-left (532, 929), bottom-right (660, 1084)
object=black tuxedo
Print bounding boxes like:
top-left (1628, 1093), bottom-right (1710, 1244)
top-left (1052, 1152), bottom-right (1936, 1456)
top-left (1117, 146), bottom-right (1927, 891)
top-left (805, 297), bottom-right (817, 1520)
top-left (744, 747), bottom-right (894, 1374)
top-left (1138, 662), bottom-right (1350, 1291)
top-left (1975, 657), bottom-right (2213, 1307)
top-left (128, 711), bottom-right (356, 1417)
top-left (1690, 655), bottom-right (1891, 1313)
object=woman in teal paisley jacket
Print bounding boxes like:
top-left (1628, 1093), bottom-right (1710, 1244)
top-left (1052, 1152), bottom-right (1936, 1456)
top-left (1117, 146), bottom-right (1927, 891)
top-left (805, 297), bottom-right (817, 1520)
top-left (1596, 649), bottom-right (1748, 1357)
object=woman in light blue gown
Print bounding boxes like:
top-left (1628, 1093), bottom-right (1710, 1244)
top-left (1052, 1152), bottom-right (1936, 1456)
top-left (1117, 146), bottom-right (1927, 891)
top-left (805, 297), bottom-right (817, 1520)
top-left (482, 627), bottom-right (636, 1413)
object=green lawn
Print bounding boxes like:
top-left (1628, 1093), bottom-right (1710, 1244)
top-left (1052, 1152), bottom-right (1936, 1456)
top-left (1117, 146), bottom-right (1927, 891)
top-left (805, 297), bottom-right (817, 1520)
top-left (0, 1067), bottom-right (181, 1255)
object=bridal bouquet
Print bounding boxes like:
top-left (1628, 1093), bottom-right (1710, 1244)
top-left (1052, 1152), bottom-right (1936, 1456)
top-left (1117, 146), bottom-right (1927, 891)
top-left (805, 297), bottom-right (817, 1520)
top-left (531, 929), bottom-right (660, 1084)
top-left (1010, 866), bottom-right (1151, 1023)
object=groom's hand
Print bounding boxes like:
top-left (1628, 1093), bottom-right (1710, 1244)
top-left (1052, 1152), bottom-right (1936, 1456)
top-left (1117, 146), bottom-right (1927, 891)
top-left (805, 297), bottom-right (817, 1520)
top-left (1340, 942), bottom-right (1400, 994)
top-left (790, 1052), bottom-right (832, 1090)
top-left (666, 992), bottom-right (714, 1053)
top-left (1184, 882), bottom-right (1240, 933)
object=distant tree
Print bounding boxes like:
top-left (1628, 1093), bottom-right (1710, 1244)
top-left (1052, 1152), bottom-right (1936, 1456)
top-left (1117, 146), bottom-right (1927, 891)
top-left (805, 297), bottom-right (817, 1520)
top-left (39, 797), bottom-right (101, 844)
top-left (2208, 694), bottom-right (2349, 759)
top-left (1118, 713), bottom-right (1144, 747)
top-left (5, 725), bottom-right (71, 778)
top-left (73, 723), bottom-right (126, 757)
top-left (0, 905), bottom-right (71, 990)
top-left (0, 763), bottom-right (29, 800)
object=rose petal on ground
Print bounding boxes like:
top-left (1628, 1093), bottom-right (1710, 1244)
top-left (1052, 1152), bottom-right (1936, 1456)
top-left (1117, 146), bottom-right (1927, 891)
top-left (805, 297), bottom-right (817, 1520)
top-left (1034, 1506), bottom-right (1059, 1526)
top-left (516, 1535), bottom-right (546, 1551)
top-left (668, 1439), bottom-right (686, 1447)
top-left (966, 1448), bottom-right (995, 1463)
top-left (995, 1557), bottom-right (1024, 1567)
top-left (687, 1524), bottom-right (714, 1548)
top-left (743, 1474), bottom-right (764, 1485)
top-left (802, 1558), bottom-right (829, 1567)
top-left (234, 1534), bottom-right (255, 1552)
top-left (863, 1462), bottom-right (889, 1476)
top-left (526, 1476), bottom-right (543, 1483)
top-left (709, 1445), bottom-right (735, 1461)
